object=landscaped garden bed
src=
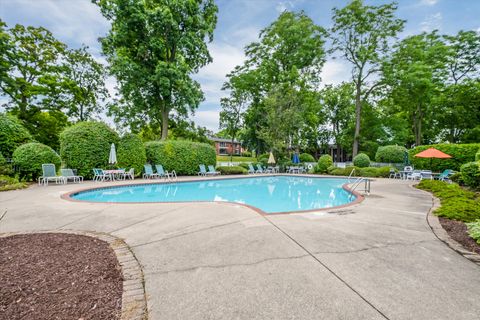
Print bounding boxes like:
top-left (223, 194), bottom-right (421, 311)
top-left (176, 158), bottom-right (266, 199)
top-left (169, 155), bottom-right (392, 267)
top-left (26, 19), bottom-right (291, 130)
top-left (417, 180), bottom-right (480, 255)
top-left (0, 233), bottom-right (123, 320)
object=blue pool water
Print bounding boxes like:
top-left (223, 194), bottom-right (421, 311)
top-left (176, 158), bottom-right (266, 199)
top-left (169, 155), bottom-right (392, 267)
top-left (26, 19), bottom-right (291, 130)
top-left (71, 176), bottom-right (355, 213)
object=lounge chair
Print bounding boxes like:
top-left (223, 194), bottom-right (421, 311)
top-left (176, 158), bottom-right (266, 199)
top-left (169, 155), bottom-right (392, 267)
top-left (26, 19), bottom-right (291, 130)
top-left (39, 164), bottom-right (65, 186)
top-left (93, 168), bottom-right (111, 182)
top-left (420, 170), bottom-right (433, 180)
top-left (61, 169), bottom-right (83, 183)
top-left (155, 164), bottom-right (172, 179)
top-left (256, 164), bottom-right (264, 174)
top-left (389, 168), bottom-right (401, 179)
top-left (143, 164), bottom-right (160, 179)
top-left (247, 164), bottom-right (256, 174)
top-left (123, 168), bottom-right (135, 180)
top-left (208, 165), bottom-right (220, 176)
top-left (438, 169), bottom-right (454, 181)
top-left (407, 170), bottom-right (422, 180)
top-left (198, 164), bottom-right (211, 176)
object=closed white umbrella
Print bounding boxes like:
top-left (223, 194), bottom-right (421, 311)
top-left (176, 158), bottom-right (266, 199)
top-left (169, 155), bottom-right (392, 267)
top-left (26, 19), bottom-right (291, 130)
top-left (268, 152), bottom-right (275, 164)
top-left (108, 143), bottom-right (117, 164)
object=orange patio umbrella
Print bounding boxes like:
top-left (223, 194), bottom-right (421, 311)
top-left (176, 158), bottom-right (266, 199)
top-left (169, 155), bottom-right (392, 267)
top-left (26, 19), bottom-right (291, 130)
top-left (414, 147), bottom-right (452, 170)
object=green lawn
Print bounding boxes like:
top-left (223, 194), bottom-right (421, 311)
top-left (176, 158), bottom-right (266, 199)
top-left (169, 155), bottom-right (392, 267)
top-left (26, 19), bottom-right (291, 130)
top-left (216, 155), bottom-right (256, 162)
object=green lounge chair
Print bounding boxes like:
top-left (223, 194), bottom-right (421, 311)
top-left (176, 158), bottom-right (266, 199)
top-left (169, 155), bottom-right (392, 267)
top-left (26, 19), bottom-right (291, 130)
top-left (255, 164), bottom-right (264, 174)
top-left (247, 164), bottom-right (256, 174)
top-left (198, 164), bottom-right (208, 176)
top-left (208, 165), bottom-right (220, 176)
top-left (93, 168), bottom-right (111, 182)
top-left (39, 164), bottom-right (65, 186)
top-left (438, 169), bottom-right (454, 181)
top-left (61, 169), bottom-right (83, 183)
top-left (143, 164), bottom-right (160, 179)
top-left (155, 164), bottom-right (172, 179)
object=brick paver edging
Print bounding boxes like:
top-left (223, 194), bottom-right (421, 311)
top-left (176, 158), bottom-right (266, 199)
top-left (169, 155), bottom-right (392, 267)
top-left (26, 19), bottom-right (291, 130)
top-left (417, 188), bottom-right (480, 267)
top-left (0, 230), bottom-right (148, 320)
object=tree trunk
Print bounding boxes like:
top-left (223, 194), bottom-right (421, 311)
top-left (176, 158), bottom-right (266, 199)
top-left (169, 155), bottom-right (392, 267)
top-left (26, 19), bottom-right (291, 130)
top-left (415, 104), bottom-right (422, 146)
top-left (230, 134), bottom-right (235, 162)
top-left (352, 84), bottom-right (362, 157)
top-left (161, 109), bottom-right (169, 140)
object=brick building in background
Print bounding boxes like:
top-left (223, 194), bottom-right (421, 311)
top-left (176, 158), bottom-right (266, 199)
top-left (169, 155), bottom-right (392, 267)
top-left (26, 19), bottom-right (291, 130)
top-left (209, 137), bottom-right (243, 156)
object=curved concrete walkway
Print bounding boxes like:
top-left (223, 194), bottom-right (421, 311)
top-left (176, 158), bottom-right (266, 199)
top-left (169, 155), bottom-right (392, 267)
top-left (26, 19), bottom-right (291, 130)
top-left (1, 176), bottom-right (479, 320)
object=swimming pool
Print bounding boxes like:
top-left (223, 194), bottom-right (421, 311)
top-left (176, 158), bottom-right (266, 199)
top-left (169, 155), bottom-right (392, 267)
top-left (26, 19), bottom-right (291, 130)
top-left (69, 176), bottom-right (357, 214)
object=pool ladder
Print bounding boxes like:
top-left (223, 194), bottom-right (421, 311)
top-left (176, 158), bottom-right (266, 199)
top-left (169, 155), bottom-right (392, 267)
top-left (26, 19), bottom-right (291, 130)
top-left (348, 177), bottom-right (371, 199)
top-left (166, 170), bottom-right (178, 182)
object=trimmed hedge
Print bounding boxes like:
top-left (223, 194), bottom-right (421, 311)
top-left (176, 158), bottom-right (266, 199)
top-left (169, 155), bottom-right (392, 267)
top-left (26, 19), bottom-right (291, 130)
top-left (316, 155), bottom-right (333, 173)
top-left (60, 122), bottom-right (119, 179)
top-left (117, 133), bottom-right (146, 176)
top-left (460, 161), bottom-right (480, 190)
top-left (216, 166), bottom-right (247, 175)
top-left (145, 140), bottom-right (216, 175)
top-left (353, 153), bottom-right (370, 168)
top-left (375, 145), bottom-right (407, 163)
top-left (13, 142), bottom-right (61, 181)
top-left (324, 165), bottom-right (392, 178)
top-left (476, 149), bottom-right (480, 161)
top-left (299, 153), bottom-right (315, 163)
top-left (0, 113), bottom-right (32, 158)
top-left (417, 180), bottom-right (480, 222)
top-left (409, 143), bottom-right (480, 171)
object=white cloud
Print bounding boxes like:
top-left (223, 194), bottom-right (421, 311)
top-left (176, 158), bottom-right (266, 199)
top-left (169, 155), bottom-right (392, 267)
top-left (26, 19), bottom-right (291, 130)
top-left (419, 0), bottom-right (438, 6)
top-left (192, 110), bottom-right (220, 131)
top-left (320, 60), bottom-right (351, 86)
top-left (420, 12), bottom-right (442, 31)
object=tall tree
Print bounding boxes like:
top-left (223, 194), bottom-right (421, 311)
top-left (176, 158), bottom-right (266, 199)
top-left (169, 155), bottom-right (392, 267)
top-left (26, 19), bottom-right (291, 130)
top-left (95, 0), bottom-right (218, 140)
top-left (219, 90), bottom-right (248, 161)
top-left (382, 32), bottom-right (449, 146)
top-left (444, 30), bottom-right (480, 84)
top-left (223, 11), bottom-right (327, 154)
top-left (331, 0), bottom-right (404, 156)
top-left (62, 46), bottom-right (110, 121)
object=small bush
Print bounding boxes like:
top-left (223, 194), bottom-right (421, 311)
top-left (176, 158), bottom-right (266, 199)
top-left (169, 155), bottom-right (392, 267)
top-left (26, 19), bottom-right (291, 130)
top-left (460, 161), bottom-right (480, 190)
top-left (299, 153), bottom-right (315, 163)
top-left (357, 166), bottom-right (392, 178)
top-left (117, 134), bottom-right (146, 176)
top-left (353, 153), bottom-right (370, 168)
top-left (375, 145), bottom-right (407, 163)
top-left (0, 175), bottom-right (27, 192)
top-left (216, 166), bottom-right (247, 175)
top-left (242, 151), bottom-right (252, 157)
top-left (238, 163), bottom-right (250, 170)
top-left (476, 149), bottom-right (480, 161)
top-left (60, 122), bottom-right (119, 179)
top-left (13, 142), bottom-right (61, 181)
top-left (317, 155), bottom-right (333, 173)
top-left (466, 220), bottom-right (480, 244)
top-left (417, 180), bottom-right (480, 222)
top-left (0, 153), bottom-right (12, 176)
top-left (327, 166), bottom-right (359, 177)
top-left (0, 113), bottom-right (33, 158)
top-left (145, 140), bottom-right (216, 175)
top-left (409, 143), bottom-right (480, 171)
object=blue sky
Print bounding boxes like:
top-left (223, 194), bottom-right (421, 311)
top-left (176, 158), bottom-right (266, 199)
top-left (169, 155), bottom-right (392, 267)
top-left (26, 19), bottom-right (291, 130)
top-left (1, 0), bottom-right (479, 131)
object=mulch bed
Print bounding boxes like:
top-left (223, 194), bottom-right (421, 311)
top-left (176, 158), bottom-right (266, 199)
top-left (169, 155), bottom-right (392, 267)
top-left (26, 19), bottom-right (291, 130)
top-left (0, 233), bottom-right (123, 320)
top-left (439, 217), bottom-right (480, 255)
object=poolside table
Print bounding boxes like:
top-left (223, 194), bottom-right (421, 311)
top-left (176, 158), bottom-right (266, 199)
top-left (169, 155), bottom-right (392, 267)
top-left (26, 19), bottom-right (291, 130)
top-left (104, 169), bottom-right (125, 181)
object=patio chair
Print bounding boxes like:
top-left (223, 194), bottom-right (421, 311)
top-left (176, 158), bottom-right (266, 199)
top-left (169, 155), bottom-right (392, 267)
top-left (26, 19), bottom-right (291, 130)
top-left (143, 164), bottom-right (160, 179)
top-left (255, 164), bottom-right (264, 174)
top-left (122, 168), bottom-right (135, 180)
top-left (93, 168), bottom-right (111, 182)
top-left (420, 170), bottom-right (433, 180)
top-left (247, 163), bottom-right (256, 174)
top-left (389, 168), bottom-right (401, 179)
top-left (61, 168), bottom-right (83, 183)
top-left (198, 164), bottom-right (211, 176)
top-left (438, 169), bottom-right (454, 182)
top-left (407, 170), bottom-right (422, 180)
top-left (155, 164), bottom-right (173, 179)
top-left (39, 164), bottom-right (65, 186)
top-left (208, 165), bottom-right (220, 176)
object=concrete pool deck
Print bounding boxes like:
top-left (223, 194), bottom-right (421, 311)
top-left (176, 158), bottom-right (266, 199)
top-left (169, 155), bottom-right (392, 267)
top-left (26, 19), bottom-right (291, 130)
top-left (1, 175), bottom-right (479, 319)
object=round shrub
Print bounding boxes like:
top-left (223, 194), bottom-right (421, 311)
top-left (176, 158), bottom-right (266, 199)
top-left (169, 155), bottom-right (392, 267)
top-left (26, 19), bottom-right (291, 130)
top-left (299, 153), bottom-right (315, 163)
top-left (60, 122), bottom-right (119, 179)
top-left (13, 142), bottom-right (61, 181)
top-left (316, 155), bottom-right (333, 173)
top-left (216, 166), bottom-right (247, 175)
top-left (460, 161), bottom-right (480, 190)
top-left (353, 153), bottom-right (370, 168)
top-left (0, 113), bottom-right (32, 158)
top-left (117, 133), bottom-right (146, 176)
top-left (145, 140), bottom-right (216, 175)
top-left (375, 145), bottom-right (407, 163)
